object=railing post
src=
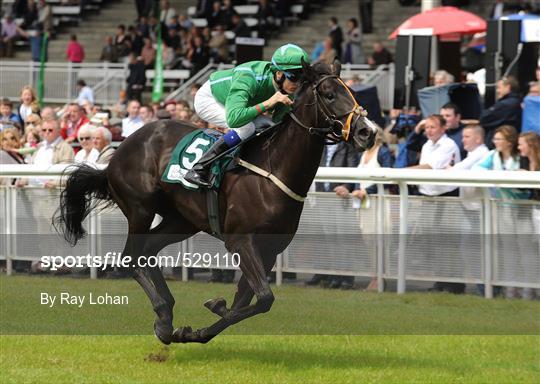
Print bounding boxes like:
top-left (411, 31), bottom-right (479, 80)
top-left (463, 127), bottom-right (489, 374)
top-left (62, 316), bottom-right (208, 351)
top-left (11, 186), bottom-right (18, 275)
top-left (482, 188), bottom-right (493, 299)
top-left (181, 239), bottom-right (190, 282)
top-left (67, 62), bottom-right (73, 101)
top-left (5, 187), bottom-right (13, 276)
top-left (275, 252), bottom-right (283, 286)
top-left (29, 61), bottom-right (33, 87)
top-left (397, 181), bottom-right (408, 294)
top-left (376, 183), bottom-right (385, 292)
top-left (89, 200), bottom-right (98, 280)
top-left (389, 64), bottom-right (395, 111)
top-left (104, 62), bottom-right (109, 105)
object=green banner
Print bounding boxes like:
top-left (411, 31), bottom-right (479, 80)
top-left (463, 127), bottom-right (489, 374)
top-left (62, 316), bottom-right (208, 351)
top-left (37, 32), bottom-right (48, 108)
top-left (151, 23), bottom-right (164, 103)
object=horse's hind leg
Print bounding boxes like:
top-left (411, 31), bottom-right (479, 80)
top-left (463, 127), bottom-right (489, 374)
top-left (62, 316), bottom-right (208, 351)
top-left (134, 215), bottom-right (197, 345)
top-left (119, 209), bottom-right (180, 345)
top-left (118, 212), bottom-right (172, 336)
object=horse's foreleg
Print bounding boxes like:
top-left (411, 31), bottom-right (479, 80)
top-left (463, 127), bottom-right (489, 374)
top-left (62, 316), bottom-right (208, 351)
top-left (204, 275), bottom-right (251, 317)
top-left (205, 252), bottom-right (278, 318)
top-left (175, 237), bottom-right (275, 343)
top-left (175, 290), bottom-right (274, 343)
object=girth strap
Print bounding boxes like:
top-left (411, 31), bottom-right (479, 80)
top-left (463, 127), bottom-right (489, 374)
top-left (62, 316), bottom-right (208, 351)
top-left (237, 159), bottom-right (306, 203)
top-left (206, 189), bottom-right (223, 239)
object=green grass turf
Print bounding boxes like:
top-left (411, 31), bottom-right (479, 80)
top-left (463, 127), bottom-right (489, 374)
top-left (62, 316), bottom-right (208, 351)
top-left (1, 335), bottom-right (539, 383)
top-left (1, 275), bottom-right (539, 383)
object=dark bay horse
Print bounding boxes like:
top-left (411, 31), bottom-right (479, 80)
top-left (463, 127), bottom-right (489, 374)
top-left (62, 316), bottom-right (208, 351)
top-left (55, 60), bottom-right (376, 344)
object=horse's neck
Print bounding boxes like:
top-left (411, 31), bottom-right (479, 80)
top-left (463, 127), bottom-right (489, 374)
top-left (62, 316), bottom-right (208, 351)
top-left (264, 113), bottom-right (324, 197)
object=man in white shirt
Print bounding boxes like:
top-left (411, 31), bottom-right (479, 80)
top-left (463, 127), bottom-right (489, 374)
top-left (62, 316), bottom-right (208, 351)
top-left (160, 0), bottom-right (177, 23)
top-left (18, 119), bottom-right (74, 188)
top-left (451, 125), bottom-right (489, 171)
top-left (448, 125), bottom-right (489, 295)
top-left (409, 114), bottom-right (461, 196)
top-left (409, 115), bottom-right (462, 294)
top-left (448, 125), bottom-right (489, 209)
top-left (76, 79), bottom-right (95, 106)
top-left (122, 100), bottom-right (143, 138)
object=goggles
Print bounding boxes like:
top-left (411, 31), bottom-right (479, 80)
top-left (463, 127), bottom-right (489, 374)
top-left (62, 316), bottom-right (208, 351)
top-left (283, 70), bottom-right (303, 83)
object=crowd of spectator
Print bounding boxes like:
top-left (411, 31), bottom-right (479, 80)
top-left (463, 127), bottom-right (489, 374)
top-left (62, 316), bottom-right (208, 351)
top-left (306, 68), bottom-right (540, 296)
top-left (0, 79), bottom-right (215, 173)
top-left (304, 0), bottom-right (540, 295)
top-left (1, 0), bottom-right (52, 60)
top-left (1, 0), bottom-right (297, 69)
top-left (0, 81), bottom-right (212, 177)
top-left (310, 15), bottom-right (393, 67)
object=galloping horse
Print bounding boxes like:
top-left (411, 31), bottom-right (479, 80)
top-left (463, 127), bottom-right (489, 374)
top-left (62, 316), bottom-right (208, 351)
top-left (55, 60), bottom-right (376, 344)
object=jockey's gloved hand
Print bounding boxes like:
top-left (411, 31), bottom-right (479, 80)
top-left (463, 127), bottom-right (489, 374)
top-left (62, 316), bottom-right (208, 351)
top-left (264, 92), bottom-right (293, 110)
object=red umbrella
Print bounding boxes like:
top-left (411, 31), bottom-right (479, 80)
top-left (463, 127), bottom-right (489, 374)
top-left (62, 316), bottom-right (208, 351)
top-left (389, 6), bottom-right (487, 39)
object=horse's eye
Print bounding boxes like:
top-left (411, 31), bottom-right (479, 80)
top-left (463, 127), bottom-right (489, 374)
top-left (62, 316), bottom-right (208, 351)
top-left (325, 93), bottom-right (335, 101)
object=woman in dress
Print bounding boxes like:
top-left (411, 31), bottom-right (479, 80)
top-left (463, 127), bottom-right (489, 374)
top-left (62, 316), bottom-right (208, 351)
top-left (343, 18), bottom-right (364, 64)
top-left (17, 85), bottom-right (40, 124)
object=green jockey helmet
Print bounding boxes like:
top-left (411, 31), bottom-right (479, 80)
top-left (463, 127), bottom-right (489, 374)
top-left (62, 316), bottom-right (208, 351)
top-left (271, 44), bottom-right (310, 72)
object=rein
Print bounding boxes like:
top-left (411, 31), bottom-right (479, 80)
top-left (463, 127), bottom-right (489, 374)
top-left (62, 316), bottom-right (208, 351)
top-left (289, 74), bottom-right (367, 144)
top-left (238, 72), bottom-right (368, 203)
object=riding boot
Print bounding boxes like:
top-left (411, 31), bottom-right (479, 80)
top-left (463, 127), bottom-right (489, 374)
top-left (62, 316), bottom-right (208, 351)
top-left (184, 137), bottom-right (230, 187)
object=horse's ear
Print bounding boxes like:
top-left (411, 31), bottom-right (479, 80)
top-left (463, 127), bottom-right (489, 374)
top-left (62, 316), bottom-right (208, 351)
top-left (332, 58), bottom-right (342, 77)
top-left (301, 57), bottom-right (316, 83)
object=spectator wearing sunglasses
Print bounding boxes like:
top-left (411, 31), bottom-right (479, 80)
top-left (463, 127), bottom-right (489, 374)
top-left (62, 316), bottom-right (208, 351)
top-left (184, 44), bottom-right (310, 187)
top-left (17, 118), bottom-right (74, 188)
top-left (74, 125), bottom-right (99, 163)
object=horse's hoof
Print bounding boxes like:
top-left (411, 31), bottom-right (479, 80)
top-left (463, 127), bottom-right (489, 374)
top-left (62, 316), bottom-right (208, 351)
top-left (204, 298), bottom-right (228, 317)
top-left (172, 326), bottom-right (193, 343)
top-left (154, 320), bottom-right (173, 345)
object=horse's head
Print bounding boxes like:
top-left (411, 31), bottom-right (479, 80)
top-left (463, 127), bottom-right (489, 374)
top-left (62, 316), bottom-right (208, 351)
top-left (296, 59), bottom-right (377, 151)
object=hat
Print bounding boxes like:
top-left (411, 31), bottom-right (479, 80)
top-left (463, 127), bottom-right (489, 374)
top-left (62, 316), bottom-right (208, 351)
top-left (271, 44), bottom-right (310, 71)
top-left (90, 116), bottom-right (103, 125)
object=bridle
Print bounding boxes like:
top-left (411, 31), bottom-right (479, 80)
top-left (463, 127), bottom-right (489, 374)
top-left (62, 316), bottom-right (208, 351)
top-left (289, 74), bottom-right (368, 144)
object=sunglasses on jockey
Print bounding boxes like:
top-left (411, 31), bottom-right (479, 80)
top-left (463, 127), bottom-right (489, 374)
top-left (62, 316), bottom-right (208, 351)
top-left (283, 69), bottom-right (303, 83)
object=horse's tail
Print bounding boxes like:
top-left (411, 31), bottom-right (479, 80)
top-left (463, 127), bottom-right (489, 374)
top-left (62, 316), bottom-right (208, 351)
top-left (53, 163), bottom-right (113, 246)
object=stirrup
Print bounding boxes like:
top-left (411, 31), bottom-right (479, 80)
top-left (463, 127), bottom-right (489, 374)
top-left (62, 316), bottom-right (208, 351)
top-left (184, 166), bottom-right (212, 187)
top-left (183, 137), bottom-right (230, 188)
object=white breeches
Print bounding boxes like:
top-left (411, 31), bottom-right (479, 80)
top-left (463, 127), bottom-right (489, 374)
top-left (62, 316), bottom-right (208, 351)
top-left (194, 80), bottom-right (255, 140)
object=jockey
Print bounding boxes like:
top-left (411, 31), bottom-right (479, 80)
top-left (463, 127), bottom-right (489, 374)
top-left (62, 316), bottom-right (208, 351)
top-left (184, 43), bottom-right (311, 187)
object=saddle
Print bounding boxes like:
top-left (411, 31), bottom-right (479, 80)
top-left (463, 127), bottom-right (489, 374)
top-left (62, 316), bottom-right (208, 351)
top-left (162, 124), bottom-right (305, 238)
top-left (162, 129), bottom-right (240, 191)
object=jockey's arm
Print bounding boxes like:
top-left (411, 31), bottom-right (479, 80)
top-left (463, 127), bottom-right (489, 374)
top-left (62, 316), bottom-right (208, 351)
top-left (225, 73), bottom-right (263, 128)
top-left (225, 73), bottom-right (292, 128)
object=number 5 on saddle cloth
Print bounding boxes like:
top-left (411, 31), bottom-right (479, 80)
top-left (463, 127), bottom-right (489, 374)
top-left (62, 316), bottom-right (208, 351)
top-left (162, 129), bottom-right (240, 190)
top-left (163, 115), bottom-right (274, 190)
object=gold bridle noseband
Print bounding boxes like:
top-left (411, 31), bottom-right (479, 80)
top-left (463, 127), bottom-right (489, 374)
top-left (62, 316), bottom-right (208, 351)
top-left (289, 74), bottom-right (368, 144)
